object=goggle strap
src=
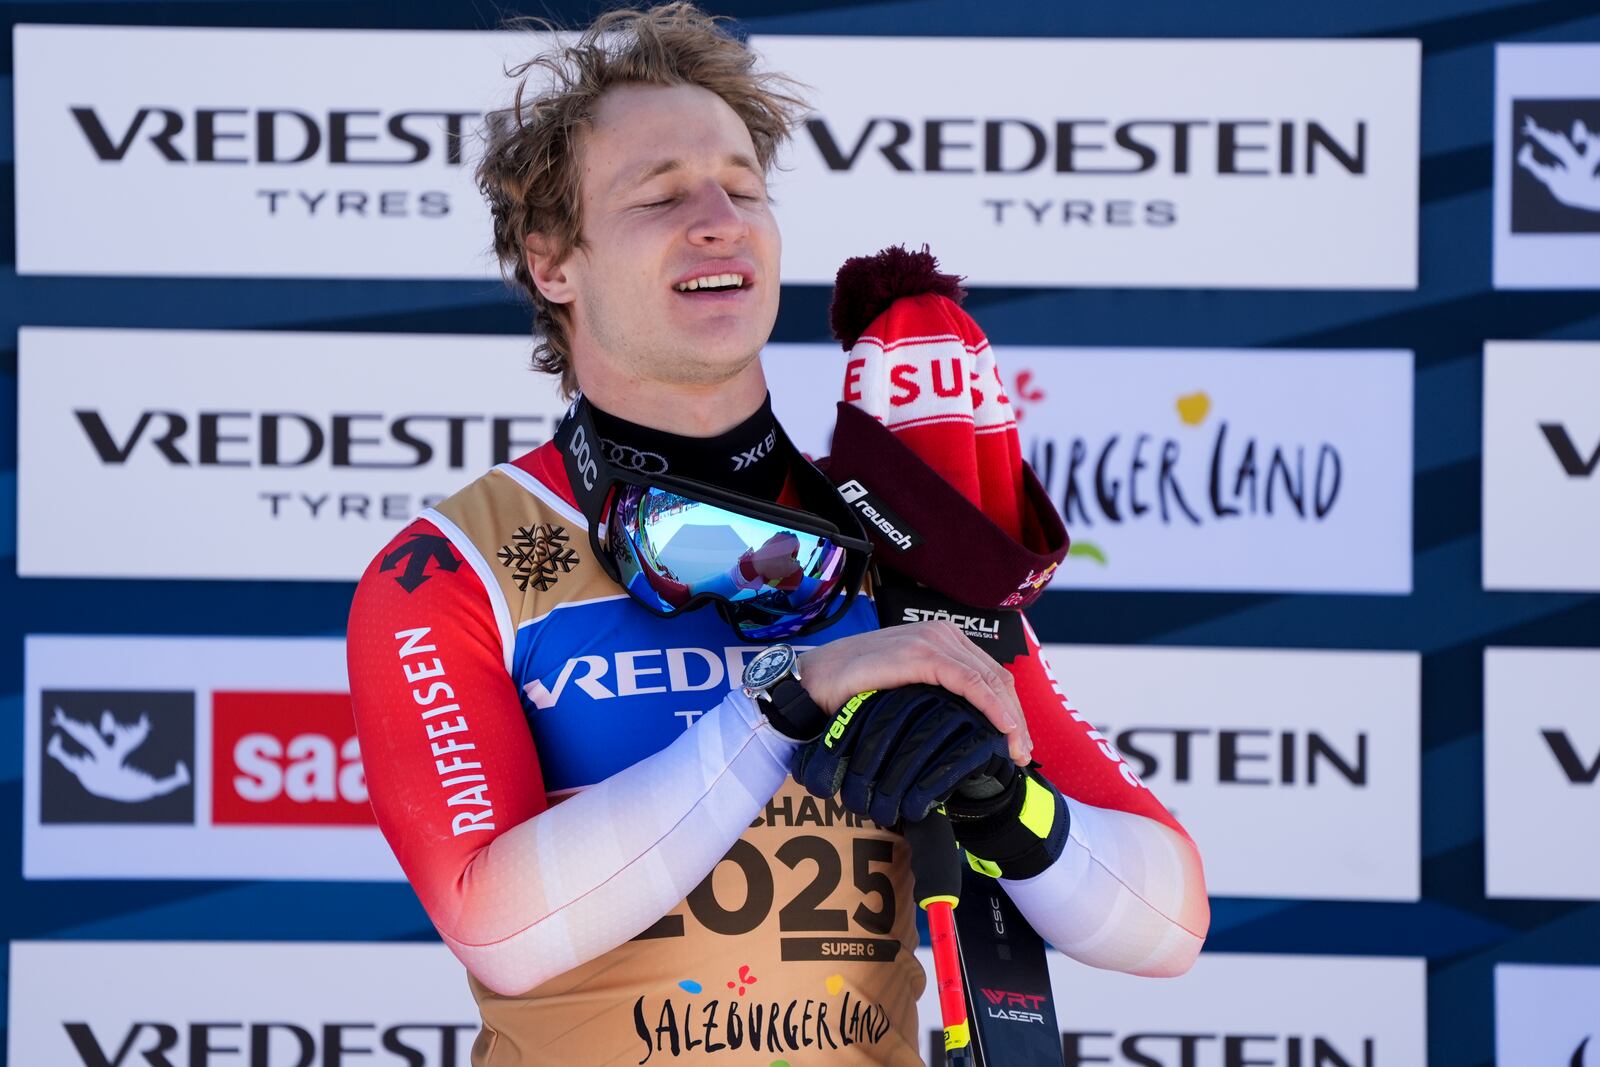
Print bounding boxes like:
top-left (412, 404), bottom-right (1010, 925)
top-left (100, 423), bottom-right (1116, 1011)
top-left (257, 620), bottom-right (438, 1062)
top-left (552, 395), bottom-right (618, 523)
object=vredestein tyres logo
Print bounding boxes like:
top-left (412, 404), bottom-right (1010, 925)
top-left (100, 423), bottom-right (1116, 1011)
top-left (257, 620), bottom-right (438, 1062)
top-left (803, 113), bottom-right (1369, 231)
top-left (61, 1020), bottom-right (477, 1067)
top-left (754, 37), bottom-right (1419, 287)
top-left (13, 27), bottom-right (550, 278)
top-left (1042, 644), bottom-right (1419, 901)
top-left (71, 406), bottom-right (554, 525)
top-left (1108, 725), bottom-right (1370, 789)
top-left (68, 105), bottom-right (477, 222)
top-left (19, 329), bottom-right (575, 581)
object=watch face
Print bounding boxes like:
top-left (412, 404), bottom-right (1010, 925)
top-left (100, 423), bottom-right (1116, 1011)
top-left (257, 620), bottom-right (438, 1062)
top-left (743, 644), bottom-right (795, 692)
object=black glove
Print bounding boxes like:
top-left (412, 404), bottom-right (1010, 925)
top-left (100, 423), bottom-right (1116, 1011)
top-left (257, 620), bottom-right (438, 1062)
top-left (945, 760), bottom-right (1071, 881)
top-left (794, 685), bottom-right (1009, 827)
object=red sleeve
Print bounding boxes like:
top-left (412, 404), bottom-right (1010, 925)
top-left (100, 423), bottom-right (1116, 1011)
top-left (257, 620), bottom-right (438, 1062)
top-left (346, 518), bottom-right (548, 930)
top-left (1012, 619), bottom-right (1191, 841)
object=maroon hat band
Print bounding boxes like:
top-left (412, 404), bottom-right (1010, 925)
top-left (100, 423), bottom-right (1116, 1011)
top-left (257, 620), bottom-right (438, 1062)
top-left (823, 402), bottom-right (1069, 611)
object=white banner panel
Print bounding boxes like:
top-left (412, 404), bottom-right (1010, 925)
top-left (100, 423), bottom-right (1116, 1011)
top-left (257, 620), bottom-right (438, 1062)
top-left (8, 942), bottom-right (479, 1066)
top-left (24, 635), bottom-right (403, 880)
top-left (767, 344), bottom-right (1415, 594)
top-left (912, 949), bottom-right (1426, 1066)
top-left (1485, 648), bottom-right (1600, 900)
top-left (760, 36), bottom-right (1420, 288)
top-left (21, 330), bottom-right (1414, 592)
top-left (1483, 341), bottom-right (1600, 591)
top-left (1494, 44), bottom-right (1600, 289)
top-left (14, 26), bottom-right (527, 279)
top-left (1496, 964), bottom-right (1600, 1066)
top-left (1042, 644), bottom-right (1421, 900)
top-left (8, 942), bottom-right (1427, 1067)
top-left (16, 28), bottom-right (1419, 288)
top-left (17, 327), bottom-right (568, 581)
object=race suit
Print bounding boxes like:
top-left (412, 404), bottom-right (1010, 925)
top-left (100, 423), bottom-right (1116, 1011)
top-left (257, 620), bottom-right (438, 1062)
top-left (347, 443), bottom-right (1208, 1067)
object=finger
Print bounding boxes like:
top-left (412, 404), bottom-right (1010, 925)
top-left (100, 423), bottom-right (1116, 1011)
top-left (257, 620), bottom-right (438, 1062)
top-left (913, 623), bottom-right (1022, 720)
top-left (925, 654), bottom-right (1031, 764)
top-left (905, 731), bottom-right (1008, 820)
top-left (842, 758), bottom-right (876, 817)
top-left (933, 622), bottom-right (1028, 733)
top-left (928, 635), bottom-right (1029, 755)
top-left (986, 661), bottom-right (1029, 749)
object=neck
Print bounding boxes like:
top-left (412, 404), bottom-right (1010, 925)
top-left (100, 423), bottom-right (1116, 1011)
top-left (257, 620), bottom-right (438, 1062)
top-left (575, 353), bottom-right (769, 437)
top-left (587, 392), bottom-right (791, 501)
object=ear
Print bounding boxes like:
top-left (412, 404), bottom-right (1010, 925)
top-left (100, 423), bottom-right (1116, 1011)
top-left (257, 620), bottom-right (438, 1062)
top-left (524, 233), bottom-right (577, 306)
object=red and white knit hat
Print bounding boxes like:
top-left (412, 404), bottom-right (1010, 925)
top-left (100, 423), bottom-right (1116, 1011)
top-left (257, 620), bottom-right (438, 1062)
top-left (823, 246), bottom-right (1068, 609)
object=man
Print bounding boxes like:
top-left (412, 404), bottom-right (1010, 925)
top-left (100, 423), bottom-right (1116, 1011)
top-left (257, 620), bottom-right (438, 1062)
top-left (347, 6), bottom-right (1206, 1065)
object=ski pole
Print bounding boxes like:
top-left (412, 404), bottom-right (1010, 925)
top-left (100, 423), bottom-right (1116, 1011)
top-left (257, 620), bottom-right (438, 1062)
top-left (905, 808), bottom-right (971, 1067)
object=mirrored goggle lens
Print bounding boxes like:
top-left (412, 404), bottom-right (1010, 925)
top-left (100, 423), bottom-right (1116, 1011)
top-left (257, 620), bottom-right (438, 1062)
top-left (607, 485), bottom-right (850, 626)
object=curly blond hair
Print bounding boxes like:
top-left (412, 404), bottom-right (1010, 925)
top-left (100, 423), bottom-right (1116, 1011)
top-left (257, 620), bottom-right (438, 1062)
top-left (476, 3), bottom-right (807, 397)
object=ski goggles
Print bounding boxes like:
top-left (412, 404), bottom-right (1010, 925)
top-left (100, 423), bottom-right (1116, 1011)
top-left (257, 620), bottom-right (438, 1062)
top-left (554, 396), bottom-right (872, 641)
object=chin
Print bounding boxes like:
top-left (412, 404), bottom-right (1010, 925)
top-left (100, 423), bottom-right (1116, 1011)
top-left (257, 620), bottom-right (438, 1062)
top-left (695, 344), bottom-right (765, 382)
top-left (686, 323), bottom-right (769, 365)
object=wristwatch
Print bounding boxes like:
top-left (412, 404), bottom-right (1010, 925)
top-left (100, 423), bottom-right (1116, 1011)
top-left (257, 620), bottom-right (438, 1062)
top-left (741, 644), bottom-right (826, 741)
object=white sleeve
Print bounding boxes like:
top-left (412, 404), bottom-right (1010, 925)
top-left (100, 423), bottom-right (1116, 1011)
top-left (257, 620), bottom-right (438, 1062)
top-left (442, 690), bottom-right (798, 995)
top-left (999, 797), bottom-right (1210, 978)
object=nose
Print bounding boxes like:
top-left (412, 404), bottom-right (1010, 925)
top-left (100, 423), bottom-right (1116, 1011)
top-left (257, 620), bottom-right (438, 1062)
top-left (685, 181), bottom-right (749, 246)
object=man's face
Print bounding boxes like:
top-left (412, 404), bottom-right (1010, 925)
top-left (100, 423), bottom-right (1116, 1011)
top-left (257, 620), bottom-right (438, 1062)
top-left (551, 83), bottom-right (782, 389)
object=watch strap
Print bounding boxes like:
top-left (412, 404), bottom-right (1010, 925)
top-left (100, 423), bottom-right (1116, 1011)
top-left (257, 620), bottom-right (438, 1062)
top-left (758, 677), bottom-right (826, 742)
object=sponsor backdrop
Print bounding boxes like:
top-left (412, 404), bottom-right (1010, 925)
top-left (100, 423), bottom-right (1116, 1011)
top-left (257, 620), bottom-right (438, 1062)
top-left (8, 942), bottom-right (1429, 1066)
top-left (1495, 963), bottom-right (1600, 1067)
top-left (1482, 339), bottom-right (1600, 590)
top-left (1493, 43), bottom-right (1600, 288)
top-left (4, 3), bottom-right (1600, 1067)
top-left (17, 328), bottom-right (569, 581)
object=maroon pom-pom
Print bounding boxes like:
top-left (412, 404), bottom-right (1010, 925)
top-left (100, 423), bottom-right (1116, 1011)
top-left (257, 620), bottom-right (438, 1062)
top-left (828, 245), bottom-right (966, 350)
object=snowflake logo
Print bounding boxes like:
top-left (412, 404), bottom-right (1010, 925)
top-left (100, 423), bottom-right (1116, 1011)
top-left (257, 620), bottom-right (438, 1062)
top-left (497, 523), bottom-right (579, 592)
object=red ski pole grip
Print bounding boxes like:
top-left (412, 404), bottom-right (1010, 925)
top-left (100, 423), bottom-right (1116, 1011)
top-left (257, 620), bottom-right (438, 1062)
top-left (905, 811), bottom-right (971, 1063)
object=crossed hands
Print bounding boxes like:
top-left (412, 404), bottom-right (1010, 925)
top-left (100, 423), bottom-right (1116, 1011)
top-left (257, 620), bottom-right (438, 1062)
top-left (798, 621), bottom-right (1032, 767)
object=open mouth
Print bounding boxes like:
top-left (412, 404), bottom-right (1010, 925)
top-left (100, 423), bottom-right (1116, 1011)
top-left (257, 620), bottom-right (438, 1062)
top-left (674, 272), bottom-right (747, 294)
